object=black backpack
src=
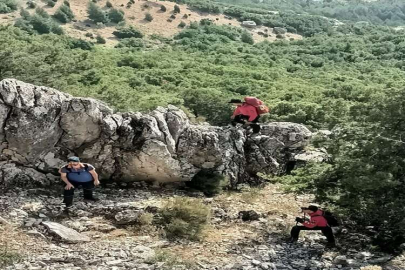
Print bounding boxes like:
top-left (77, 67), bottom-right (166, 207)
top-left (64, 163), bottom-right (90, 175)
top-left (322, 210), bottom-right (339, 227)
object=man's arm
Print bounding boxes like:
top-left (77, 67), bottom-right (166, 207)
top-left (89, 170), bottom-right (100, 186)
top-left (60, 171), bottom-right (74, 190)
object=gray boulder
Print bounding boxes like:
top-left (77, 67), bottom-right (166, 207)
top-left (0, 79), bottom-right (314, 188)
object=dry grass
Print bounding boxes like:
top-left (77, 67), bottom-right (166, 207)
top-left (0, 0), bottom-right (302, 46)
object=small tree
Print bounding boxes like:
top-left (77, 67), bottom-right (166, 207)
top-left (46, 0), bottom-right (56, 7)
top-left (145, 12), bottom-right (153, 22)
top-left (27, 1), bottom-right (36, 9)
top-left (63, 1), bottom-right (70, 7)
top-left (96, 35), bottom-right (106, 44)
top-left (160, 5), bottom-right (166, 12)
top-left (54, 4), bottom-right (75, 23)
top-left (241, 31), bottom-right (254, 45)
top-left (108, 8), bottom-right (125, 23)
top-left (174, 4), bottom-right (180, 14)
top-left (87, 1), bottom-right (109, 23)
top-left (106, 1), bottom-right (113, 8)
top-left (35, 7), bottom-right (50, 18)
top-left (178, 21), bottom-right (186, 28)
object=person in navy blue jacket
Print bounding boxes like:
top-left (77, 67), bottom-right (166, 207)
top-left (59, 156), bottom-right (100, 207)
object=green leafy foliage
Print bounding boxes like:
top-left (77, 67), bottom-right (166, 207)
top-left (15, 8), bottom-right (63, 34)
top-left (0, 0), bottom-right (17, 14)
top-left (87, 1), bottom-right (108, 23)
top-left (53, 4), bottom-right (75, 23)
top-left (108, 8), bottom-right (125, 23)
top-left (96, 34), bottom-right (106, 44)
top-left (112, 25), bottom-right (143, 38)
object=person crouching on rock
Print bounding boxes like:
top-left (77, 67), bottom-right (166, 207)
top-left (59, 156), bottom-right (100, 208)
top-left (289, 205), bottom-right (336, 247)
top-left (229, 98), bottom-right (261, 133)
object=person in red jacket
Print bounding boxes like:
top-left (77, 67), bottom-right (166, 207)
top-left (229, 99), bottom-right (261, 133)
top-left (289, 205), bottom-right (336, 247)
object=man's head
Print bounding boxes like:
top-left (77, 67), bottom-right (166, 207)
top-left (229, 99), bottom-right (243, 107)
top-left (301, 205), bottom-right (318, 214)
top-left (68, 156), bottom-right (80, 167)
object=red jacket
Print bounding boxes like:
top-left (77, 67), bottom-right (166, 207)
top-left (303, 210), bottom-right (328, 228)
top-left (232, 103), bottom-right (258, 122)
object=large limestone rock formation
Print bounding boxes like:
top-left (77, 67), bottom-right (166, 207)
top-left (0, 79), bottom-right (313, 188)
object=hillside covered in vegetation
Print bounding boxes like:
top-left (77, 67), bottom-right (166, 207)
top-left (1, 0), bottom-right (405, 253)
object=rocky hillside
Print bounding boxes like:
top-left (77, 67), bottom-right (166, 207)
top-left (0, 0), bottom-right (301, 46)
top-left (0, 79), bottom-right (314, 189)
top-left (2, 182), bottom-right (404, 270)
top-left (0, 79), bottom-right (405, 269)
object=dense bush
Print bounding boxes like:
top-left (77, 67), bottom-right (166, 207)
top-left (108, 8), bottom-right (125, 23)
top-left (106, 1), bottom-right (112, 8)
top-left (174, 4), bottom-right (180, 14)
top-left (160, 197), bottom-right (210, 240)
top-left (46, 0), bottom-right (56, 7)
top-left (115, 37), bottom-right (144, 48)
top-left (160, 5), bottom-right (166, 12)
top-left (178, 21), bottom-right (186, 28)
top-left (145, 12), bottom-right (153, 22)
top-left (113, 25), bottom-right (143, 38)
top-left (0, 0), bottom-right (17, 14)
top-left (96, 34), bottom-right (106, 44)
top-left (53, 4), bottom-right (75, 23)
top-left (87, 1), bottom-right (109, 23)
top-left (15, 8), bottom-right (64, 34)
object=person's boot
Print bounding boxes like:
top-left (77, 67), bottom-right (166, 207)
top-left (287, 237), bottom-right (298, 243)
top-left (84, 196), bottom-right (99, 202)
top-left (325, 242), bottom-right (336, 249)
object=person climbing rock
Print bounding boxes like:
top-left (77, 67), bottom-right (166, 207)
top-left (59, 156), bottom-right (100, 208)
top-left (289, 205), bottom-right (336, 248)
top-left (230, 97), bottom-right (269, 134)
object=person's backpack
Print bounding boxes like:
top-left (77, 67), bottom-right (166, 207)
top-left (63, 163), bottom-right (90, 175)
top-left (321, 210), bottom-right (339, 227)
top-left (244, 97), bottom-right (270, 115)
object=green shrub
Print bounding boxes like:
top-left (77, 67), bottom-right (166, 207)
top-left (47, 0), bottom-right (56, 7)
top-left (106, 1), bottom-right (112, 8)
top-left (112, 25), bottom-right (143, 38)
top-left (145, 12), bottom-right (153, 22)
top-left (27, 1), bottom-right (36, 9)
top-left (87, 1), bottom-right (109, 23)
top-left (0, 0), bottom-right (17, 14)
top-left (53, 4), bottom-right (75, 23)
top-left (241, 31), bottom-right (254, 44)
top-left (178, 21), bottom-right (186, 28)
top-left (63, 0), bottom-right (70, 7)
top-left (186, 171), bottom-right (229, 196)
top-left (115, 37), bottom-right (144, 48)
top-left (35, 7), bottom-right (50, 18)
top-left (0, 248), bottom-right (21, 268)
top-left (174, 4), bottom-right (180, 14)
top-left (160, 5), bottom-right (166, 12)
top-left (182, 14), bottom-right (188, 19)
top-left (85, 32), bottom-right (93, 38)
top-left (108, 8), bottom-right (125, 23)
top-left (96, 34), bottom-right (106, 44)
top-left (160, 197), bottom-right (210, 240)
top-left (20, 8), bottom-right (30, 19)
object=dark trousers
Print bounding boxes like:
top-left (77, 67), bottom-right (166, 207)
top-left (232, 115), bottom-right (261, 133)
top-left (291, 225), bottom-right (335, 243)
top-left (63, 181), bottom-right (94, 207)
